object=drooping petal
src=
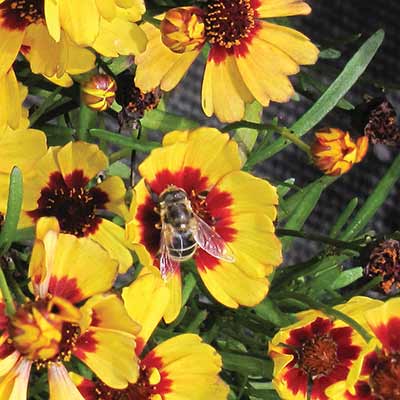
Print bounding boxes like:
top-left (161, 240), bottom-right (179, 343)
top-left (122, 267), bottom-right (169, 353)
top-left (48, 364), bottom-right (85, 400)
top-left (0, 358), bottom-right (31, 400)
top-left (44, 0), bottom-right (61, 42)
top-left (0, 25), bottom-right (24, 75)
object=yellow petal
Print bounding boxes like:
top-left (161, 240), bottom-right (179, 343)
top-left (74, 329), bottom-right (139, 388)
top-left (0, 358), bottom-right (32, 400)
top-left (0, 69), bottom-right (20, 129)
top-left (122, 267), bottom-right (170, 350)
top-left (95, 0), bottom-right (116, 20)
top-left (90, 218), bottom-right (133, 274)
top-left (164, 269), bottom-right (182, 323)
top-left (93, 18), bottom-right (147, 57)
top-left (256, 0), bottom-right (312, 18)
top-left (56, 141), bottom-right (108, 181)
top-left (0, 26), bottom-right (23, 75)
top-left (59, 0), bottom-right (100, 46)
top-left (48, 364), bottom-right (84, 400)
top-left (45, 0), bottom-right (61, 42)
top-left (97, 176), bottom-right (129, 220)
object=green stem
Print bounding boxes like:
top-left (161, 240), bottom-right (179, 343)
top-left (276, 228), bottom-right (362, 250)
top-left (277, 292), bottom-right (372, 343)
top-left (77, 104), bottom-right (96, 141)
top-left (3, 258), bottom-right (26, 304)
top-left (29, 87), bottom-right (63, 127)
top-left (109, 148), bottom-right (132, 164)
top-left (0, 259), bottom-right (15, 316)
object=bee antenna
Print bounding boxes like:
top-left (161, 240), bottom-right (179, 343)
top-left (145, 180), bottom-right (159, 203)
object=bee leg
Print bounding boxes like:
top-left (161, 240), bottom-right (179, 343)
top-left (153, 207), bottom-right (160, 215)
top-left (155, 223), bottom-right (162, 230)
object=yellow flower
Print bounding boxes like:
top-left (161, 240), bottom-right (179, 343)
top-left (72, 267), bottom-right (229, 400)
top-left (311, 128), bottom-right (369, 176)
top-left (0, 218), bottom-right (141, 399)
top-left (331, 297), bottom-right (400, 399)
top-left (268, 296), bottom-right (382, 400)
top-left (23, 141), bottom-right (136, 273)
top-left (126, 127), bottom-right (282, 322)
top-left (135, 0), bottom-right (319, 122)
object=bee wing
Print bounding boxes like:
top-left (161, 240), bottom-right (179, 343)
top-left (159, 224), bottom-right (180, 280)
top-left (192, 214), bottom-right (235, 262)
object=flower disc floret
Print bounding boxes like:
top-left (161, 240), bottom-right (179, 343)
top-left (0, 0), bottom-right (44, 30)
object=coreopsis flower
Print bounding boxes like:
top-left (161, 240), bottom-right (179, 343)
top-left (23, 141), bottom-right (134, 273)
top-left (327, 297), bottom-right (400, 399)
top-left (81, 74), bottom-right (117, 112)
top-left (72, 267), bottom-right (229, 400)
top-left (0, 218), bottom-right (140, 399)
top-left (0, 125), bottom-right (47, 227)
top-left (268, 296), bottom-right (382, 400)
top-left (126, 127), bottom-right (282, 322)
top-left (365, 239), bottom-right (400, 294)
top-left (311, 128), bottom-right (369, 176)
top-left (134, 1), bottom-right (319, 122)
top-left (0, 69), bottom-right (29, 132)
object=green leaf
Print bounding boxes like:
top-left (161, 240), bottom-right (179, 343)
top-left (329, 198), bottom-right (358, 238)
top-left (254, 298), bottom-right (295, 327)
top-left (221, 352), bottom-right (273, 378)
top-left (141, 109), bottom-right (199, 131)
top-left (108, 161), bottom-right (131, 179)
top-left (89, 129), bottom-right (159, 151)
top-left (182, 273), bottom-right (197, 307)
top-left (29, 87), bottom-right (63, 126)
top-left (332, 267), bottom-right (364, 289)
top-left (0, 167), bottom-right (23, 256)
top-left (340, 152), bottom-right (400, 240)
top-left (319, 48), bottom-right (342, 59)
top-left (245, 29), bottom-right (385, 167)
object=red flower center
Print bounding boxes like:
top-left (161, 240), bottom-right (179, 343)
top-left (204, 0), bottom-right (256, 48)
top-left (0, 0), bottom-right (44, 30)
top-left (299, 334), bottom-right (339, 377)
top-left (370, 352), bottom-right (400, 399)
top-left (28, 170), bottom-right (109, 237)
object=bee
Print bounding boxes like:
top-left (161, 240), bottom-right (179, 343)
top-left (147, 183), bottom-right (235, 279)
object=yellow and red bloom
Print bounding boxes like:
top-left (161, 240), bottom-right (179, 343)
top-left (23, 141), bottom-right (134, 273)
top-left (333, 297), bottom-right (400, 400)
top-left (268, 297), bottom-right (382, 400)
top-left (135, 0), bottom-right (319, 122)
top-left (73, 267), bottom-right (229, 400)
top-left (0, 218), bottom-right (140, 399)
top-left (126, 127), bottom-right (282, 322)
top-left (311, 128), bottom-right (369, 176)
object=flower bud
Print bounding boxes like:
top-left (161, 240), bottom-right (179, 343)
top-left (311, 128), bottom-right (369, 176)
top-left (365, 239), bottom-right (400, 294)
top-left (81, 74), bottom-right (117, 112)
top-left (160, 7), bottom-right (206, 53)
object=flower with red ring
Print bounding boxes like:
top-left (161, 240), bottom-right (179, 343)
top-left (72, 267), bottom-right (229, 400)
top-left (135, 0), bottom-right (319, 122)
top-left (127, 127), bottom-right (282, 322)
top-left (333, 297), bottom-right (400, 400)
top-left (0, 218), bottom-right (141, 399)
top-left (269, 296), bottom-right (382, 400)
top-left (23, 140), bottom-right (137, 273)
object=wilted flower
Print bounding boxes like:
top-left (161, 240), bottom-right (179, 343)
top-left (127, 127), bottom-right (282, 322)
top-left (82, 74), bottom-right (117, 112)
top-left (23, 141), bottom-right (135, 273)
top-left (269, 297), bottom-right (382, 400)
top-left (72, 267), bottom-right (229, 400)
top-left (365, 239), bottom-right (400, 294)
top-left (312, 128), bottom-right (369, 176)
top-left (352, 96), bottom-right (400, 146)
top-left (134, 0), bottom-right (319, 122)
top-left (0, 218), bottom-right (140, 399)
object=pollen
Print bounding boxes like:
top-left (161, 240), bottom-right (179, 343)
top-left (298, 334), bottom-right (339, 377)
top-left (204, 0), bottom-right (256, 49)
top-left (0, 0), bottom-right (44, 30)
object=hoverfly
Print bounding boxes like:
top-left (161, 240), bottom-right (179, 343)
top-left (146, 183), bottom-right (235, 279)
